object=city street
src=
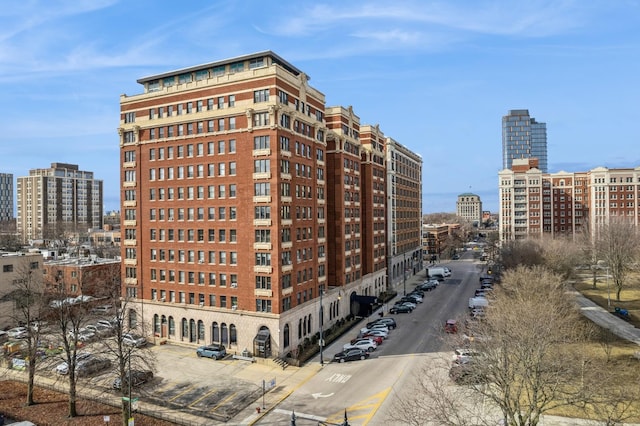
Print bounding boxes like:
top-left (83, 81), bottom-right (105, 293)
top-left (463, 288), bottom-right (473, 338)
top-left (256, 256), bottom-right (483, 425)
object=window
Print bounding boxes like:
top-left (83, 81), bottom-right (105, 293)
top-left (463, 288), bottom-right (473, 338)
top-left (254, 135), bottom-right (270, 150)
top-left (254, 89), bottom-right (269, 103)
top-left (230, 61), bottom-right (244, 73)
top-left (253, 112), bottom-right (269, 126)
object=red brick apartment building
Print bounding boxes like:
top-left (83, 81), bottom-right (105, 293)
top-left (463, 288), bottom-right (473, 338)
top-left (118, 51), bottom-right (421, 358)
top-left (43, 257), bottom-right (121, 298)
top-left (499, 158), bottom-right (639, 241)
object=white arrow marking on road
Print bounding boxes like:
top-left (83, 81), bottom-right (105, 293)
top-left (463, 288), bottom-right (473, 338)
top-left (311, 392), bottom-right (335, 399)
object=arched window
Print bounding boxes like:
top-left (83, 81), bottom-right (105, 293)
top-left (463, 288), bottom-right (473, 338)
top-left (189, 319), bottom-right (196, 342)
top-left (307, 314), bottom-right (312, 334)
top-left (169, 316), bottom-right (175, 336)
top-left (229, 324), bottom-right (237, 344)
top-left (129, 309), bottom-right (138, 329)
top-left (298, 319), bottom-right (302, 339)
top-left (211, 322), bottom-right (220, 343)
top-left (198, 320), bottom-right (205, 341)
top-left (181, 318), bottom-right (188, 339)
top-left (221, 323), bottom-right (228, 344)
top-left (283, 324), bottom-right (290, 348)
top-left (153, 314), bottom-right (160, 335)
top-left (302, 317), bottom-right (307, 337)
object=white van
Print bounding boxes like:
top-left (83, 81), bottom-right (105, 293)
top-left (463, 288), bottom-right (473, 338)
top-left (468, 297), bottom-right (489, 309)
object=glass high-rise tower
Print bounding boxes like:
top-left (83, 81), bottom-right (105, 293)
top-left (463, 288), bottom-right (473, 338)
top-left (502, 109), bottom-right (547, 172)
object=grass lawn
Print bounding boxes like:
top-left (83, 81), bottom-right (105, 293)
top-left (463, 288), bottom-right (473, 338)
top-left (544, 271), bottom-right (640, 421)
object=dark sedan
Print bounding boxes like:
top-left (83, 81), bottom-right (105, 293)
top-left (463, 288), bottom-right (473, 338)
top-left (333, 348), bottom-right (370, 363)
top-left (389, 304), bottom-right (412, 314)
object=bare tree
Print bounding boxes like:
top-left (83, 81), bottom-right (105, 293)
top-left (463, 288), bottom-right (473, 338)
top-left (539, 235), bottom-right (583, 280)
top-left (499, 239), bottom-right (544, 270)
top-left (596, 219), bottom-right (640, 301)
top-left (389, 265), bottom-right (593, 426)
top-left (90, 262), bottom-right (155, 426)
top-left (48, 287), bottom-right (94, 418)
top-left (9, 259), bottom-right (47, 405)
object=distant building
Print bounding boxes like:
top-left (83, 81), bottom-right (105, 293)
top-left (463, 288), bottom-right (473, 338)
top-left (502, 109), bottom-right (547, 173)
top-left (0, 173), bottom-right (13, 222)
top-left (499, 160), bottom-right (640, 241)
top-left (17, 163), bottom-right (103, 242)
top-left (385, 138), bottom-right (423, 288)
top-left (0, 251), bottom-right (44, 330)
top-left (456, 193), bottom-right (482, 226)
top-left (43, 256), bottom-right (120, 298)
top-left (422, 223), bottom-right (462, 261)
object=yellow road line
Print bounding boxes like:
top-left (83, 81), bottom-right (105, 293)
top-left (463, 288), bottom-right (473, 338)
top-left (167, 385), bottom-right (195, 402)
top-left (189, 387), bottom-right (220, 407)
top-left (209, 391), bottom-right (238, 412)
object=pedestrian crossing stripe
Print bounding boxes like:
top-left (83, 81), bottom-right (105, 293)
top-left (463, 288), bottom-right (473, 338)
top-left (324, 387), bottom-right (392, 425)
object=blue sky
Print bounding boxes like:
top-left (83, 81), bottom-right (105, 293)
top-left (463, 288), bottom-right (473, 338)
top-left (1, 0), bottom-right (639, 214)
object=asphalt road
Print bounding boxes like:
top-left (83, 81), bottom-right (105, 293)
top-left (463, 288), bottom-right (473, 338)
top-left (258, 256), bottom-right (485, 425)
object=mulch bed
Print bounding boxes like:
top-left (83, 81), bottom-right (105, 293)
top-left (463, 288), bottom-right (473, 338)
top-left (0, 381), bottom-right (176, 425)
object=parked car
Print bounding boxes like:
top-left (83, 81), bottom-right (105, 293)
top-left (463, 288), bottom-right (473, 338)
top-left (418, 281), bottom-right (438, 291)
top-left (55, 352), bottom-right (93, 375)
top-left (366, 317), bottom-right (397, 330)
top-left (7, 327), bottom-right (28, 339)
top-left (77, 357), bottom-right (111, 377)
top-left (452, 254), bottom-right (461, 260)
top-left (333, 348), bottom-right (370, 363)
top-left (112, 369), bottom-right (154, 390)
top-left (372, 317), bottom-right (397, 329)
top-left (122, 333), bottom-right (147, 348)
top-left (343, 338), bottom-right (377, 352)
top-left (85, 324), bottom-right (115, 337)
top-left (453, 348), bottom-right (482, 365)
top-left (196, 344), bottom-right (227, 359)
top-left (395, 301), bottom-right (417, 310)
top-left (444, 319), bottom-right (458, 334)
top-left (96, 320), bottom-right (116, 330)
top-left (354, 334), bottom-right (383, 345)
top-left (360, 328), bottom-right (388, 339)
top-left (389, 304), bottom-right (412, 314)
top-left (91, 304), bottom-right (114, 315)
top-left (68, 328), bottom-right (97, 342)
top-left (401, 294), bottom-right (422, 304)
top-left (443, 267), bottom-right (452, 277)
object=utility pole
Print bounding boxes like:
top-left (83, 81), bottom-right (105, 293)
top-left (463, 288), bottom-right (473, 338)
top-left (319, 286), bottom-right (324, 366)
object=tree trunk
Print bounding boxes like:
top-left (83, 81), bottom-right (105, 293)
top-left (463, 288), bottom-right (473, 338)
top-left (616, 286), bottom-right (622, 302)
top-left (592, 269), bottom-right (597, 289)
top-left (26, 357), bottom-right (36, 405)
top-left (68, 374), bottom-right (78, 417)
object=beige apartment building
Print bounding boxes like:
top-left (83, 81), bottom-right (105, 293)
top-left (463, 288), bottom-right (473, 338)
top-left (17, 163), bottom-right (103, 243)
top-left (499, 159), bottom-right (640, 241)
top-left (118, 51), bottom-right (422, 359)
top-left (456, 193), bottom-right (482, 226)
top-left (0, 251), bottom-right (44, 330)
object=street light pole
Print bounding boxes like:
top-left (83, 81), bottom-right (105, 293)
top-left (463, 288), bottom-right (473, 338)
top-left (319, 287), bottom-right (324, 366)
top-left (606, 266), bottom-right (611, 308)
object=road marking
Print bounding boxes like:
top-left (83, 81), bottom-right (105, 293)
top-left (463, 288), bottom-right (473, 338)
top-left (274, 408), bottom-right (326, 422)
top-left (189, 387), bottom-right (221, 407)
top-left (167, 385), bottom-right (195, 402)
top-left (311, 392), bottom-right (334, 399)
top-left (326, 373), bottom-right (351, 383)
top-left (209, 391), bottom-right (237, 413)
top-left (324, 387), bottom-right (392, 425)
